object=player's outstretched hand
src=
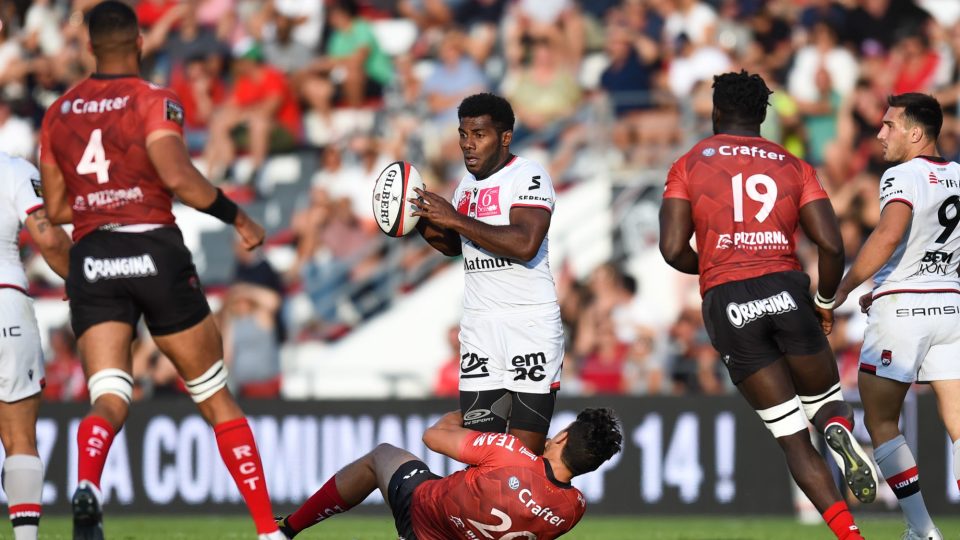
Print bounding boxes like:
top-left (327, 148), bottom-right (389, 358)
top-left (858, 292), bottom-right (873, 314)
top-left (234, 210), bottom-right (265, 251)
top-left (815, 306), bottom-right (834, 335)
top-left (410, 187), bottom-right (458, 229)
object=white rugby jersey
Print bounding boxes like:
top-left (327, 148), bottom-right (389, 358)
top-left (0, 153), bottom-right (44, 293)
top-left (453, 156), bottom-right (558, 312)
top-left (872, 156), bottom-right (960, 298)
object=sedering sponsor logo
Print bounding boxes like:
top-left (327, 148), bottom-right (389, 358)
top-left (725, 291), bottom-right (797, 328)
top-left (83, 254), bottom-right (158, 282)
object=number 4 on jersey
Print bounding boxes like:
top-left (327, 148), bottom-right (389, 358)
top-left (76, 128), bottom-right (111, 184)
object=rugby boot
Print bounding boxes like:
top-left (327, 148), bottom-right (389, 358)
top-left (71, 481), bottom-right (104, 540)
top-left (824, 422), bottom-right (878, 503)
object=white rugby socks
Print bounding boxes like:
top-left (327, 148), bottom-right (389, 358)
top-left (3, 455), bottom-right (43, 540)
top-left (874, 435), bottom-right (936, 535)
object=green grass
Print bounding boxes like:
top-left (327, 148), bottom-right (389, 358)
top-left (32, 515), bottom-right (960, 539)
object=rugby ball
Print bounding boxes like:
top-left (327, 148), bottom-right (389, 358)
top-left (372, 161), bottom-right (423, 237)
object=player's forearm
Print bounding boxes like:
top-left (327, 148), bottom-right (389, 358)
top-left (660, 244), bottom-right (699, 274)
top-left (837, 232), bottom-right (899, 297)
top-left (451, 214), bottom-right (540, 262)
top-left (416, 219), bottom-right (461, 256)
top-left (815, 246), bottom-right (844, 299)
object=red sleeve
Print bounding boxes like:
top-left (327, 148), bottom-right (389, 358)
top-left (38, 106), bottom-right (57, 166)
top-left (458, 432), bottom-right (528, 468)
top-left (140, 87), bottom-right (185, 139)
top-left (798, 162), bottom-right (828, 207)
top-left (663, 155), bottom-right (690, 200)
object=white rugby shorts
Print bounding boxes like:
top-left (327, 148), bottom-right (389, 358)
top-left (860, 292), bottom-right (960, 383)
top-left (0, 289), bottom-right (45, 401)
top-left (458, 304), bottom-right (563, 394)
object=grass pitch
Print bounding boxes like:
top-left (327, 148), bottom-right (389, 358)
top-left (34, 515), bottom-right (960, 539)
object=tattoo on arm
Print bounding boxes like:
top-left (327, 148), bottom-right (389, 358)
top-left (33, 209), bottom-right (51, 234)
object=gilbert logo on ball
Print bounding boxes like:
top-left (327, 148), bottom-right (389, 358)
top-left (372, 161), bottom-right (424, 237)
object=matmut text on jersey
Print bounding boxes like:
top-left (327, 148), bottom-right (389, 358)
top-left (664, 133), bottom-right (829, 296)
top-left (39, 75), bottom-right (186, 241)
top-left (453, 156), bottom-right (559, 312)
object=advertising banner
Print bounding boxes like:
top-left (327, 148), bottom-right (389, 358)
top-left (19, 395), bottom-right (958, 515)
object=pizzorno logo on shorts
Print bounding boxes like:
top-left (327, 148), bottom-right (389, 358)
top-left (83, 254), bottom-right (158, 282)
top-left (725, 291), bottom-right (797, 328)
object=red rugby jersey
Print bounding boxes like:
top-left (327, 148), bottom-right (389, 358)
top-left (412, 432), bottom-right (586, 540)
top-left (39, 75), bottom-right (184, 241)
top-left (664, 134), bottom-right (828, 295)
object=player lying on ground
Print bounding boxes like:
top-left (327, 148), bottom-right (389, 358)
top-left (659, 70), bottom-right (875, 540)
top-left (38, 2), bottom-right (282, 539)
top-left (827, 92), bottom-right (960, 540)
top-left (277, 408), bottom-right (622, 540)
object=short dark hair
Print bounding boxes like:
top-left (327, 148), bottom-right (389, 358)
top-left (87, 1), bottom-right (139, 56)
top-left (887, 92), bottom-right (942, 140)
top-left (330, 0), bottom-right (361, 17)
top-left (458, 93), bottom-right (515, 133)
top-left (561, 408), bottom-right (623, 476)
top-left (712, 70), bottom-right (772, 126)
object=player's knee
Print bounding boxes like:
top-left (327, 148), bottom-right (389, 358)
top-left (88, 368), bottom-right (134, 405)
top-left (509, 391), bottom-right (556, 434)
top-left (798, 382), bottom-right (846, 423)
top-left (460, 390), bottom-right (511, 433)
top-left (756, 398), bottom-right (807, 439)
top-left (185, 360), bottom-right (229, 404)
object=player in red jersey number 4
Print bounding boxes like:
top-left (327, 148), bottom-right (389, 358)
top-left (659, 71), bottom-right (875, 540)
top-left (276, 408), bottom-right (622, 540)
top-left (38, 3), bottom-right (282, 539)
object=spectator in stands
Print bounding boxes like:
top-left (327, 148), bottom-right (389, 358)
top-left (666, 308), bottom-right (724, 396)
top-left (222, 282), bottom-right (283, 399)
top-left (422, 29), bottom-right (488, 168)
top-left (305, 0), bottom-right (394, 108)
top-left (623, 332), bottom-right (666, 395)
top-left (42, 326), bottom-right (87, 402)
top-left (433, 325), bottom-right (461, 398)
top-left (508, 0), bottom-right (585, 67)
top-left (258, 0), bottom-right (324, 53)
top-left (795, 67), bottom-right (841, 166)
top-left (202, 38), bottom-right (301, 183)
top-left (142, 1), bottom-right (229, 83)
top-left (600, 22), bottom-right (677, 167)
top-left (0, 99), bottom-right (34, 159)
top-left (887, 29), bottom-right (942, 95)
top-left (452, 0), bottom-right (508, 65)
top-left (171, 55), bottom-right (226, 154)
top-left (262, 14), bottom-right (315, 75)
top-left (661, 0), bottom-right (718, 48)
top-left (578, 318), bottom-right (629, 395)
top-left (787, 21), bottom-right (857, 106)
top-left (502, 31), bottom-right (582, 148)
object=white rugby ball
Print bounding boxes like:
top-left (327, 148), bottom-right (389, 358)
top-left (372, 161), bottom-right (423, 237)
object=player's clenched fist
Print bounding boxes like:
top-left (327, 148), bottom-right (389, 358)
top-left (234, 210), bottom-right (265, 251)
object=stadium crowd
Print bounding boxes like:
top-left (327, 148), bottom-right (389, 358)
top-left (2, 0), bottom-right (959, 400)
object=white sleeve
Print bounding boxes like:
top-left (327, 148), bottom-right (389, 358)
top-left (878, 166), bottom-right (918, 211)
top-left (510, 163), bottom-right (556, 213)
top-left (9, 158), bottom-right (44, 225)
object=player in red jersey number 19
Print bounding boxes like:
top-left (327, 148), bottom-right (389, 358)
top-left (660, 71), bottom-right (875, 540)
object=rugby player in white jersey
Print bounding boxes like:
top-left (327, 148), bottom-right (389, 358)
top-left (827, 93), bottom-right (960, 540)
top-left (410, 93), bottom-right (561, 454)
top-left (0, 152), bottom-right (71, 539)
